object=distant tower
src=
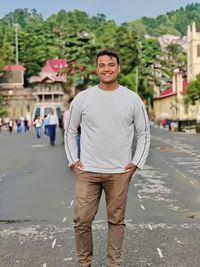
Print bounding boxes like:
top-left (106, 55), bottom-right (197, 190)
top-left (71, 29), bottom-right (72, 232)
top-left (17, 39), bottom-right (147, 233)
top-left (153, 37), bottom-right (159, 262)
top-left (187, 21), bottom-right (200, 81)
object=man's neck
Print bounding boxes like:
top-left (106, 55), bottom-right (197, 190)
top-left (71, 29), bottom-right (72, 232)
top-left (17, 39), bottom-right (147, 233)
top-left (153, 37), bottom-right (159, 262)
top-left (98, 82), bottom-right (119, 91)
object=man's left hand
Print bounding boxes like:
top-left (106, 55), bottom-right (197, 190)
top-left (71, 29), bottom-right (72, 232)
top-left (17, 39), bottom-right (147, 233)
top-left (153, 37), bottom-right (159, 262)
top-left (124, 163), bottom-right (137, 175)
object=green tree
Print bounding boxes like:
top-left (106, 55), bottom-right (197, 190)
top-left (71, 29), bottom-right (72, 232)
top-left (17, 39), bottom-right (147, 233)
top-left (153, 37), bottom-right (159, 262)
top-left (136, 38), bottom-right (162, 99)
top-left (115, 24), bottom-right (139, 74)
top-left (184, 74), bottom-right (200, 104)
top-left (0, 94), bottom-right (8, 117)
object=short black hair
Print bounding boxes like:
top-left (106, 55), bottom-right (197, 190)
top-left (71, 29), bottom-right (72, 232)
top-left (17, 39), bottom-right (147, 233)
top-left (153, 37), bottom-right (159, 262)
top-left (96, 48), bottom-right (119, 65)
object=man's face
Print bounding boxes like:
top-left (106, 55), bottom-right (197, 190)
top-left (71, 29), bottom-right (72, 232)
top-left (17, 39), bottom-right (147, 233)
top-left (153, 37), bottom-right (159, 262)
top-left (96, 55), bottom-right (120, 84)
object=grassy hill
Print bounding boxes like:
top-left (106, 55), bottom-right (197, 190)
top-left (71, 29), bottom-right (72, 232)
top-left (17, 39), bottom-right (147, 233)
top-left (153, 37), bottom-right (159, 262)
top-left (132, 2), bottom-right (200, 36)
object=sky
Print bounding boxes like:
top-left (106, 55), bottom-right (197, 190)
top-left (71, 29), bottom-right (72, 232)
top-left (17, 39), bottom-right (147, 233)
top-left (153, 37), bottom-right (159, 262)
top-left (0, 0), bottom-right (200, 24)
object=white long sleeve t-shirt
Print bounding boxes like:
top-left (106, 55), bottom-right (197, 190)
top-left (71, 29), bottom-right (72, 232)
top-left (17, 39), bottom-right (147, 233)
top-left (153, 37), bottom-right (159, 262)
top-left (65, 85), bottom-right (150, 173)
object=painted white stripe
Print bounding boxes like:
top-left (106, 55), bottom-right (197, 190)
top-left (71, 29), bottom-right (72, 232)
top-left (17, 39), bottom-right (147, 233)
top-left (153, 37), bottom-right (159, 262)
top-left (177, 162), bottom-right (200, 165)
top-left (140, 204), bottom-right (146, 210)
top-left (137, 194), bottom-right (142, 200)
top-left (64, 258), bottom-right (73, 261)
top-left (31, 144), bottom-right (47, 148)
top-left (148, 224), bottom-right (153, 230)
top-left (190, 180), bottom-right (194, 185)
top-left (42, 263), bottom-right (47, 267)
top-left (63, 217), bottom-right (67, 223)
top-left (157, 248), bottom-right (163, 258)
top-left (52, 239), bottom-right (57, 248)
top-left (70, 200), bottom-right (74, 206)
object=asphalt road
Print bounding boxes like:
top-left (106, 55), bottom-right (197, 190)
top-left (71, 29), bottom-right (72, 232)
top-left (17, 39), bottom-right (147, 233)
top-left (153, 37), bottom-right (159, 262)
top-left (0, 127), bottom-right (200, 267)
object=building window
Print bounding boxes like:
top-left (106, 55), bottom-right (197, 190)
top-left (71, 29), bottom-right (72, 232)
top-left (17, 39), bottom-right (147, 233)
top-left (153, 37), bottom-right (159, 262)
top-left (197, 45), bottom-right (200, 57)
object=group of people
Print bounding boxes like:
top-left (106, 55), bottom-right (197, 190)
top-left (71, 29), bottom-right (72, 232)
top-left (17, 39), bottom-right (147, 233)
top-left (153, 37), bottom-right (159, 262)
top-left (64, 48), bottom-right (150, 267)
top-left (0, 117), bottom-right (29, 134)
top-left (32, 108), bottom-right (58, 145)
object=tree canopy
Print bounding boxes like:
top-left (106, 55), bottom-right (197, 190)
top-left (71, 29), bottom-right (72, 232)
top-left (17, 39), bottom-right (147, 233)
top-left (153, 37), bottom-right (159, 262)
top-left (184, 74), bottom-right (200, 104)
top-left (0, 3), bottom-right (197, 114)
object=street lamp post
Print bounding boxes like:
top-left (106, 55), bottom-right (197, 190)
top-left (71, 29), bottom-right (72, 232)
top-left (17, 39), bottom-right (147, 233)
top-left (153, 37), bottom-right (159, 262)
top-left (14, 23), bottom-right (19, 65)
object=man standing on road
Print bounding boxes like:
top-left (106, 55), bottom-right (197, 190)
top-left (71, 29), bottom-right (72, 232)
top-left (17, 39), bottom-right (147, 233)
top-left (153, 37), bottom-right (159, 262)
top-left (65, 48), bottom-right (150, 267)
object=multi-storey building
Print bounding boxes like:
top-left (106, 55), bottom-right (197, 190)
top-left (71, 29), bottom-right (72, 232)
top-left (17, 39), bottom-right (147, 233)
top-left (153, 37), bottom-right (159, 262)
top-left (29, 59), bottom-right (68, 120)
top-left (0, 65), bottom-right (34, 122)
top-left (153, 21), bottom-right (200, 129)
top-left (0, 59), bottom-right (70, 122)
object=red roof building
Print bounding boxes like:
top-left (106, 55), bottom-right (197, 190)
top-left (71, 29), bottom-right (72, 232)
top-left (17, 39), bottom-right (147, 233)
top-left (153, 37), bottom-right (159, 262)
top-left (4, 65), bottom-right (26, 72)
top-left (154, 80), bottom-right (189, 100)
top-left (152, 71), bottom-right (197, 124)
top-left (42, 59), bottom-right (67, 73)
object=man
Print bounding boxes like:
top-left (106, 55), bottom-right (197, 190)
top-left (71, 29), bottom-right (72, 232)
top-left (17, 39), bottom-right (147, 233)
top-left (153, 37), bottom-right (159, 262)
top-left (65, 48), bottom-right (150, 267)
top-left (47, 108), bottom-right (58, 145)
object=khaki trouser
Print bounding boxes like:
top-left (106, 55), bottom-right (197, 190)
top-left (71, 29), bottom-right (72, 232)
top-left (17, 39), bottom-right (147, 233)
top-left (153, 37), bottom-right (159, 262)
top-left (74, 169), bottom-right (132, 267)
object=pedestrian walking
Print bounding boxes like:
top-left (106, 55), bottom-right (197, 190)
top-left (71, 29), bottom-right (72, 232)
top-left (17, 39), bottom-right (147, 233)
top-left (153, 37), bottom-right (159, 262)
top-left (0, 118), bottom-right (3, 133)
top-left (65, 48), bottom-right (150, 267)
top-left (24, 118), bottom-right (29, 132)
top-left (8, 119), bottom-right (14, 133)
top-left (15, 118), bottom-right (22, 133)
top-left (47, 108), bottom-right (58, 145)
top-left (43, 115), bottom-right (49, 137)
top-left (34, 115), bottom-right (43, 138)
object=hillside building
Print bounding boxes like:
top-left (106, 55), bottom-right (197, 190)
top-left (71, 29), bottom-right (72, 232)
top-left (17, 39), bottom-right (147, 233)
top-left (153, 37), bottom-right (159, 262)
top-left (0, 65), bottom-right (34, 122)
top-left (0, 59), bottom-right (70, 122)
top-left (29, 59), bottom-right (69, 120)
top-left (153, 21), bottom-right (200, 128)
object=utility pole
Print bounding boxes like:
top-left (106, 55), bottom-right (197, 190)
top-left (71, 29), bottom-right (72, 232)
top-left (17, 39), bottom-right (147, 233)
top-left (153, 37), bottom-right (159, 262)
top-left (14, 24), bottom-right (19, 65)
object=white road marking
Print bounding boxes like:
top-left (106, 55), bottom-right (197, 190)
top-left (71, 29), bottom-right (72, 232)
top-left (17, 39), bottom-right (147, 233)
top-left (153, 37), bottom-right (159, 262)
top-left (52, 238), bottom-right (56, 248)
top-left (64, 258), bottom-right (73, 261)
top-left (175, 237), bottom-right (185, 244)
top-left (177, 162), bottom-right (200, 165)
top-left (190, 180), bottom-right (194, 185)
top-left (140, 204), bottom-right (146, 210)
top-left (137, 194), bottom-right (142, 200)
top-left (70, 200), bottom-right (74, 206)
top-left (157, 248), bottom-right (163, 258)
top-left (31, 144), bottom-right (47, 148)
top-left (148, 224), bottom-right (153, 230)
top-left (42, 264), bottom-right (47, 267)
top-left (63, 217), bottom-right (67, 223)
